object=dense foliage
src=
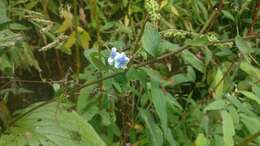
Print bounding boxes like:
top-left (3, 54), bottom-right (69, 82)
top-left (0, 0), bottom-right (260, 146)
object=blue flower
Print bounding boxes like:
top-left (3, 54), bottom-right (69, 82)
top-left (114, 52), bottom-right (129, 69)
top-left (107, 47), bottom-right (129, 69)
top-left (107, 47), bottom-right (119, 65)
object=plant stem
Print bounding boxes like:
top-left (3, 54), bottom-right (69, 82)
top-left (75, 34), bottom-right (260, 91)
top-left (73, 0), bottom-right (81, 76)
top-left (199, 0), bottom-right (224, 34)
top-left (1, 35), bottom-right (260, 88)
top-left (235, 131), bottom-right (260, 146)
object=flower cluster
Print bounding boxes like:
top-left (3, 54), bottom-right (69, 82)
top-left (108, 47), bottom-right (129, 69)
top-left (145, 0), bottom-right (161, 22)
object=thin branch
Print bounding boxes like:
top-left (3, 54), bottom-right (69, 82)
top-left (76, 34), bottom-right (260, 91)
top-left (0, 76), bottom-right (72, 84)
top-left (248, 1), bottom-right (260, 35)
top-left (1, 35), bottom-right (260, 88)
top-left (235, 131), bottom-right (260, 146)
top-left (199, 0), bottom-right (224, 34)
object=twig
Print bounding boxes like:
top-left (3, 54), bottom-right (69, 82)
top-left (199, 0), bottom-right (224, 34)
top-left (131, 15), bottom-right (148, 55)
top-left (247, 1), bottom-right (260, 35)
top-left (76, 34), bottom-right (260, 91)
top-left (0, 76), bottom-right (72, 84)
top-left (1, 35), bottom-right (259, 87)
top-left (73, 0), bottom-right (81, 75)
top-left (235, 131), bottom-right (260, 146)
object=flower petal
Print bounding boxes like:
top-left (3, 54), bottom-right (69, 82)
top-left (107, 57), bottom-right (114, 65)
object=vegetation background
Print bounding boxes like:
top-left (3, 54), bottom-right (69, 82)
top-left (0, 0), bottom-right (260, 146)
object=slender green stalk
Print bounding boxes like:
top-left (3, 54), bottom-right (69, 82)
top-left (73, 0), bottom-right (81, 75)
top-left (76, 34), bottom-right (260, 91)
top-left (235, 131), bottom-right (260, 146)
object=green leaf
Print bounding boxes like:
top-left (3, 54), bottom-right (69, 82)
top-left (139, 109), bottom-right (163, 146)
top-left (239, 61), bottom-right (260, 79)
top-left (239, 91), bottom-right (260, 105)
top-left (80, 30), bottom-right (90, 49)
top-left (142, 23), bottom-right (161, 56)
top-left (84, 50), bottom-right (107, 70)
top-left (221, 110), bottom-right (235, 146)
top-left (25, 0), bottom-right (39, 9)
top-left (0, 0), bottom-right (10, 25)
top-left (185, 36), bottom-right (209, 47)
top-left (204, 99), bottom-right (226, 112)
top-left (0, 29), bottom-right (23, 48)
top-left (63, 31), bottom-right (76, 54)
top-left (181, 50), bottom-right (204, 72)
top-left (142, 68), bottom-right (161, 84)
top-left (235, 35), bottom-right (252, 55)
top-left (0, 102), bottom-right (106, 146)
top-left (0, 54), bottom-right (12, 72)
top-left (195, 133), bottom-right (208, 146)
top-left (222, 10), bottom-right (235, 21)
top-left (168, 66), bottom-right (196, 86)
top-left (55, 10), bottom-right (73, 33)
top-left (240, 114), bottom-right (260, 145)
top-left (9, 23), bottom-right (29, 31)
top-left (212, 67), bottom-right (224, 99)
top-left (77, 85), bottom-right (96, 113)
top-left (158, 40), bottom-right (179, 54)
top-left (151, 84), bottom-right (168, 133)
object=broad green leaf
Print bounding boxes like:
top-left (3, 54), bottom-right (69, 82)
top-left (240, 61), bottom-right (260, 79)
top-left (0, 102), bottom-right (106, 146)
top-left (169, 74), bottom-right (190, 86)
top-left (240, 114), bottom-right (260, 145)
top-left (0, 0), bottom-right (10, 24)
top-left (204, 99), bottom-right (226, 112)
top-left (185, 36), bottom-right (209, 47)
top-left (127, 68), bottom-right (149, 83)
top-left (0, 54), bottom-right (12, 72)
top-left (252, 84), bottom-right (260, 97)
top-left (9, 23), bottom-right (29, 31)
top-left (168, 66), bottom-right (196, 86)
top-left (197, 1), bottom-right (208, 20)
top-left (235, 35), bottom-right (252, 55)
top-left (226, 94), bottom-right (256, 116)
top-left (239, 91), bottom-right (260, 105)
top-left (222, 10), bottom-right (235, 21)
top-left (84, 50), bottom-right (107, 70)
top-left (77, 85), bottom-right (96, 114)
top-left (165, 93), bottom-right (183, 110)
top-left (151, 84), bottom-right (168, 133)
top-left (25, 0), bottom-right (39, 9)
top-left (181, 50), bottom-right (204, 72)
top-left (142, 68), bottom-right (161, 84)
top-left (142, 23), bottom-right (161, 56)
top-left (158, 40), bottom-right (179, 54)
top-left (139, 109), bottom-right (163, 146)
top-left (221, 110), bottom-right (235, 146)
top-left (195, 133), bottom-right (208, 146)
top-left (212, 67), bottom-right (224, 99)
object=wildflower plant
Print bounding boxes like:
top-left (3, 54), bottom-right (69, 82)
top-left (1, 0), bottom-right (260, 146)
